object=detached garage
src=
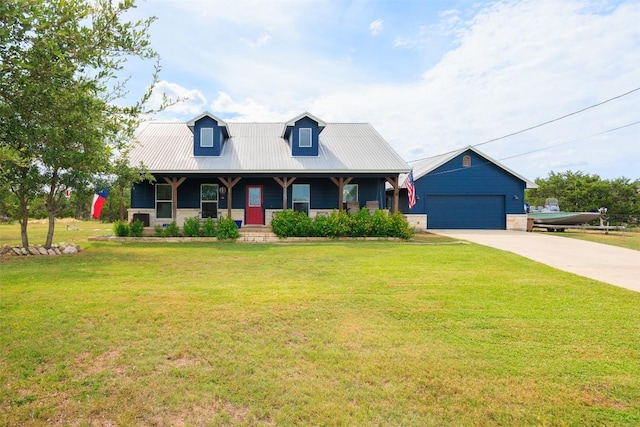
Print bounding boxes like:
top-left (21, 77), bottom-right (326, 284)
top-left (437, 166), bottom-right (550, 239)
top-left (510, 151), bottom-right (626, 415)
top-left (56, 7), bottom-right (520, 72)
top-left (392, 146), bottom-right (537, 230)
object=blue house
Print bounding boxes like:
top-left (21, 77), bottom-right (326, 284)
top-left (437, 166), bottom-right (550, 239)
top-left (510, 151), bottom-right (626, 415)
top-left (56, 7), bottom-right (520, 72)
top-left (127, 112), bottom-right (410, 227)
top-left (391, 146), bottom-right (537, 230)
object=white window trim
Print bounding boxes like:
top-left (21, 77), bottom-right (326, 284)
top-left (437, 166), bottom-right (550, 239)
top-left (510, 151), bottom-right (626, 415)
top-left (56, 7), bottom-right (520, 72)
top-left (299, 128), bottom-right (312, 148)
top-left (156, 183), bottom-right (172, 219)
top-left (200, 127), bottom-right (214, 148)
top-left (292, 184), bottom-right (310, 213)
top-left (201, 183), bottom-right (218, 218)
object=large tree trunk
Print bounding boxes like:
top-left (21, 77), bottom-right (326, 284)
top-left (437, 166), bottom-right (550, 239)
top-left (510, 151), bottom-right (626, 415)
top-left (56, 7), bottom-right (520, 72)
top-left (19, 196), bottom-right (29, 249)
top-left (44, 173), bottom-right (58, 249)
top-left (45, 208), bottom-right (56, 249)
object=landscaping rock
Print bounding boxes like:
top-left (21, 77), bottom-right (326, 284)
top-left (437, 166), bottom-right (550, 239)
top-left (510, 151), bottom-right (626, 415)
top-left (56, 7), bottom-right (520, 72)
top-left (61, 245), bottom-right (78, 255)
top-left (1, 243), bottom-right (80, 257)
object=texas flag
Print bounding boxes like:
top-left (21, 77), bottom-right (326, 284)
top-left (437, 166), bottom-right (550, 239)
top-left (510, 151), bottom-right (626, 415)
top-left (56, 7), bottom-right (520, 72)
top-left (91, 189), bottom-right (110, 219)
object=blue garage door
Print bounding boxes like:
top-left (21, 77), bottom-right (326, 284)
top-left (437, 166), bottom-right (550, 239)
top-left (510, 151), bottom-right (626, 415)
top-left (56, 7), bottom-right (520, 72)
top-left (425, 195), bottom-right (505, 229)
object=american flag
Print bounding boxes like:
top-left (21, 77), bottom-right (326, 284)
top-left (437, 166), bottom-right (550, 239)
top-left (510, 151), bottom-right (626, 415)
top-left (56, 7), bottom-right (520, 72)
top-left (406, 169), bottom-right (416, 209)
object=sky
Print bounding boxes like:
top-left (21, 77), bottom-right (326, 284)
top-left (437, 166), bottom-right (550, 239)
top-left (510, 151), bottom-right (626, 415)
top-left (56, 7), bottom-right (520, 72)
top-left (122, 0), bottom-right (640, 181)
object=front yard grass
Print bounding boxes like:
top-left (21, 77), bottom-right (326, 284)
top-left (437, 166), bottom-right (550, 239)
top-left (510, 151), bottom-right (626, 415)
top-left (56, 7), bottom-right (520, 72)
top-left (544, 227), bottom-right (640, 251)
top-left (1, 222), bottom-right (639, 425)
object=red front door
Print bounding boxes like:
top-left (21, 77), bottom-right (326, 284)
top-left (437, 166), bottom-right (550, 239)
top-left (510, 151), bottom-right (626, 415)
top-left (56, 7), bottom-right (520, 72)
top-left (246, 185), bottom-right (264, 225)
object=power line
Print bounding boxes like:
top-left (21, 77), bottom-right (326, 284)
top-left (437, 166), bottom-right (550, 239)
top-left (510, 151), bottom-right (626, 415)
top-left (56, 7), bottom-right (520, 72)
top-left (408, 87), bottom-right (640, 165)
top-left (473, 87), bottom-right (640, 148)
top-left (414, 120), bottom-right (640, 178)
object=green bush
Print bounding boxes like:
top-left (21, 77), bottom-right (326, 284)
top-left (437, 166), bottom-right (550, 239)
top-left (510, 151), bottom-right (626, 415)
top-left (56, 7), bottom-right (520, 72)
top-left (129, 219), bottom-right (144, 237)
top-left (153, 224), bottom-right (164, 237)
top-left (183, 216), bottom-right (201, 237)
top-left (217, 216), bottom-right (240, 240)
top-left (310, 213), bottom-right (332, 237)
top-left (271, 210), bottom-right (303, 238)
top-left (201, 217), bottom-right (217, 237)
top-left (164, 221), bottom-right (180, 237)
top-left (387, 212), bottom-right (415, 240)
top-left (113, 221), bottom-right (129, 237)
top-left (349, 208), bottom-right (372, 237)
top-left (326, 210), bottom-right (351, 237)
top-left (370, 209), bottom-right (389, 237)
top-left (271, 208), bottom-right (414, 240)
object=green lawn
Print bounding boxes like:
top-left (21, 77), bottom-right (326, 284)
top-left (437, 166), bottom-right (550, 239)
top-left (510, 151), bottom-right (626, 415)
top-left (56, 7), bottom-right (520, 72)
top-left (1, 222), bottom-right (640, 426)
top-left (543, 227), bottom-right (640, 251)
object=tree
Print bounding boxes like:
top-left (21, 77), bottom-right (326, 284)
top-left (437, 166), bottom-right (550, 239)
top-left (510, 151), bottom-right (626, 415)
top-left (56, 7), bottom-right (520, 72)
top-left (0, 0), bottom-right (162, 248)
top-left (527, 171), bottom-right (640, 223)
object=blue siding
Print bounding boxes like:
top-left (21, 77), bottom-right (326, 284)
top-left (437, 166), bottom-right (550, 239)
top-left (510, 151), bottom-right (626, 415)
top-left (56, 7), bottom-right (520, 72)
top-left (396, 149), bottom-right (527, 229)
top-left (131, 181), bottom-right (155, 209)
top-left (131, 177), bottom-right (389, 213)
top-left (290, 116), bottom-right (320, 157)
top-left (193, 116), bottom-right (224, 157)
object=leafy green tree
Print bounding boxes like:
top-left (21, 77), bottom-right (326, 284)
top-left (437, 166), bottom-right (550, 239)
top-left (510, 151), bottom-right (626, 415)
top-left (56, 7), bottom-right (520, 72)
top-left (527, 171), bottom-right (640, 223)
top-left (0, 0), bottom-right (163, 248)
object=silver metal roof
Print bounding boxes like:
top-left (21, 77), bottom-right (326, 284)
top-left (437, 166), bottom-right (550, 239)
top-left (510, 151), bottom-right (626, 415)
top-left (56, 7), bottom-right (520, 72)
top-left (129, 121), bottom-right (410, 175)
top-left (390, 145), bottom-right (537, 189)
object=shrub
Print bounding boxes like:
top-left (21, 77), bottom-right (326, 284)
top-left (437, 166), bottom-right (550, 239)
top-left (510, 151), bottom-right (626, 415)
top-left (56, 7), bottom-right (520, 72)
top-left (310, 213), bottom-right (332, 237)
top-left (271, 207), bottom-right (414, 240)
top-left (387, 212), bottom-right (415, 240)
top-left (183, 216), bottom-right (201, 237)
top-left (164, 221), bottom-right (180, 237)
top-left (201, 217), bottom-right (217, 237)
top-left (326, 210), bottom-right (351, 237)
top-left (129, 219), bottom-right (144, 237)
top-left (217, 216), bottom-right (240, 240)
top-left (272, 210), bottom-right (301, 238)
top-left (370, 209), bottom-right (389, 237)
top-left (113, 221), bottom-right (129, 237)
top-left (153, 224), bottom-right (164, 237)
top-left (349, 208), bottom-right (372, 237)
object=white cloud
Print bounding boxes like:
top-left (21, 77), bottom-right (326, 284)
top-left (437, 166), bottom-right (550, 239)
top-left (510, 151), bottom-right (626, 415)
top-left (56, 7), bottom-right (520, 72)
top-left (369, 19), bottom-right (384, 35)
top-left (135, 0), bottom-right (640, 180)
top-left (145, 81), bottom-right (208, 121)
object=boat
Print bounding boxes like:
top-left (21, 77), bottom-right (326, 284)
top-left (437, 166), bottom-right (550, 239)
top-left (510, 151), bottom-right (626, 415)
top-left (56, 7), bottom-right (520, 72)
top-left (528, 198), bottom-right (604, 226)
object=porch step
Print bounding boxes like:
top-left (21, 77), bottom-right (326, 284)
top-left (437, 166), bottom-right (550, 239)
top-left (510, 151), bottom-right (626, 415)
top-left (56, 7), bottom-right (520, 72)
top-left (238, 226), bottom-right (279, 243)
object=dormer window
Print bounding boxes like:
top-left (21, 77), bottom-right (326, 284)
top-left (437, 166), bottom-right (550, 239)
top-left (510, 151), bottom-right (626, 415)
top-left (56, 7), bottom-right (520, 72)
top-left (187, 112), bottom-right (230, 157)
top-left (283, 112), bottom-right (326, 157)
top-left (299, 128), bottom-right (312, 148)
top-left (200, 128), bottom-right (214, 148)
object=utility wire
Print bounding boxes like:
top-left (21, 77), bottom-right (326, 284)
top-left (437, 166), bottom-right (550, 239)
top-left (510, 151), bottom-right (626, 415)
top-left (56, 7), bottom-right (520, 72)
top-left (408, 86), bottom-right (640, 165)
top-left (473, 87), bottom-right (640, 148)
top-left (410, 120), bottom-right (640, 179)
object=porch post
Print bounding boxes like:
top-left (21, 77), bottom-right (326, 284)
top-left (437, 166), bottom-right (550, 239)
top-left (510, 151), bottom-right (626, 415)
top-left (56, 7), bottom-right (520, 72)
top-left (385, 176), bottom-right (400, 213)
top-left (273, 177), bottom-right (296, 210)
top-left (330, 177), bottom-right (353, 211)
top-left (163, 177), bottom-right (186, 220)
top-left (218, 177), bottom-right (241, 218)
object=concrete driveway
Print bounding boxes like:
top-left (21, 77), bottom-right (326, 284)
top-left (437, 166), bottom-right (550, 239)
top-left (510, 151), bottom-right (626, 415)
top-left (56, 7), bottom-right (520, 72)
top-left (431, 230), bottom-right (640, 293)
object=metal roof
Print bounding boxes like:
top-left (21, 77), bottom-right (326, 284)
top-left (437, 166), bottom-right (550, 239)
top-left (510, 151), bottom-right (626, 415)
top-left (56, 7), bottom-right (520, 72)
top-left (129, 121), bottom-right (410, 175)
top-left (392, 145), bottom-right (537, 189)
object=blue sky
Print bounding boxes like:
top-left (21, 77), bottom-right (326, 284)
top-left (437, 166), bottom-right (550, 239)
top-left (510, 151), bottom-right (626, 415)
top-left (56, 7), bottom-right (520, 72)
top-left (124, 0), bottom-right (640, 181)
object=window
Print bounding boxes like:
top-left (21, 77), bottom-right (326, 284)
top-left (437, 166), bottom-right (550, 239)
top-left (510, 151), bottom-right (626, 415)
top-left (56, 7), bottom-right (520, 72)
top-left (200, 127), bottom-right (214, 148)
top-left (299, 128), bottom-right (312, 148)
top-left (343, 184), bottom-right (358, 202)
top-left (292, 184), bottom-right (310, 214)
top-left (156, 183), bottom-right (172, 219)
top-left (462, 155), bottom-right (471, 167)
top-left (201, 184), bottom-right (218, 218)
